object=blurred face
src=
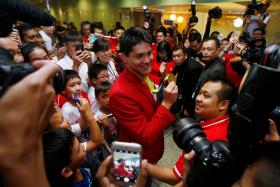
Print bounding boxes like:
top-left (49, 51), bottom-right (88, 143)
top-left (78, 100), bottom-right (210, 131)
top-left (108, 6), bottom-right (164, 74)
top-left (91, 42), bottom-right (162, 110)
top-left (29, 48), bottom-right (48, 63)
top-left (123, 42), bottom-right (153, 79)
top-left (190, 40), bottom-right (201, 54)
top-left (195, 81), bottom-right (224, 120)
top-left (23, 29), bottom-right (40, 43)
top-left (96, 49), bottom-right (111, 64)
top-left (93, 28), bottom-right (103, 36)
top-left (202, 40), bottom-right (220, 63)
top-left (68, 138), bottom-right (87, 170)
top-left (114, 29), bottom-right (124, 40)
top-left (65, 41), bottom-right (82, 58)
top-left (92, 70), bottom-right (109, 85)
top-left (42, 26), bottom-right (55, 36)
top-left (96, 90), bottom-right (110, 109)
top-left (253, 30), bottom-right (264, 40)
top-left (157, 50), bottom-right (168, 61)
top-left (172, 49), bottom-right (186, 66)
top-left (65, 77), bottom-right (82, 99)
top-left (165, 33), bottom-right (172, 42)
top-left (221, 40), bottom-right (229, 50)
top-left (81, 24), bottom-right (91, 37)
top-left (156, 32), bottom-right (165, 44)
top-left (13, 49), bottom-right (24, 64)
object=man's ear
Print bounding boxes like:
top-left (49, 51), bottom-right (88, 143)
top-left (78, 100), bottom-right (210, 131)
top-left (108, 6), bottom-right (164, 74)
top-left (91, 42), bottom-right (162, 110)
top-left (219, 100), bottom-right (229, 112)
top-left (120, 53), bottom-right (128, 64)
top-left (61, 167), bottom-right (73, 178)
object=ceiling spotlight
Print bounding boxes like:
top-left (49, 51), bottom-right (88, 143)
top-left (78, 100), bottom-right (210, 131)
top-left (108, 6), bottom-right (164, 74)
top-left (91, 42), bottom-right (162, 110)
top-left (177, 16), bottom-right (184, 23)
top-left (234, 18), bottom-right (243, 28)
top-left (170, 14), bottom-right (176, 21)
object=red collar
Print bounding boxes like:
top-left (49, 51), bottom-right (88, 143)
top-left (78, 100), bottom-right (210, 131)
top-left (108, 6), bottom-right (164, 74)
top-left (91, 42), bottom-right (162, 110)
top-left (200, 115), bottom-right (229, 129)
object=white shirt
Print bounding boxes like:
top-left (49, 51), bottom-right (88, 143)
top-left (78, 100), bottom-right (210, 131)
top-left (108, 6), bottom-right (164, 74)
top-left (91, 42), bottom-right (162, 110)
top-left (88, 86), bottom-right (100, 114)
top-left (39, 30), bottom-right (53, 51)
top-left (56, 54), bottom-right (89, 89)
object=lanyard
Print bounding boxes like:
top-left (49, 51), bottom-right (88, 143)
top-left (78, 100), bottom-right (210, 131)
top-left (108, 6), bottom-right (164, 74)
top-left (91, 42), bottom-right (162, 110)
top-left (144, 76), bottom-right (161, 94)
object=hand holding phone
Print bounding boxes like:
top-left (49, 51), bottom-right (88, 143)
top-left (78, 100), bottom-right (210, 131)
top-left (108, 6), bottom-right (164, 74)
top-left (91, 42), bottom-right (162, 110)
top-left (112, 142), bottom-right (142, 185)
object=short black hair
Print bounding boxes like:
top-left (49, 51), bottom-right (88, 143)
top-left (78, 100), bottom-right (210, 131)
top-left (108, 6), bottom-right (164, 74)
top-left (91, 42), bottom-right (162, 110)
top-left (88, 63), bottom-right (107, 80)
top-left (80, 21), bottom-right (90, 31)
top-left (206, 78), bottom-right (237, 111)
top-left (203, 37), bottom-right (221, 48)
top-left (90, 22), bottom-right (104, 33)
top-left (189, 32), bottom-right (202, 43)
top-left (17, 23), bottom-right (36, 41)
top-left (172, 45), bottom-right (185, 53)
top-left (156, 27), bottom-right (167, 37)
top-left (92, 38), bottom-right (109, 53)
top-left (95, 81), bottom-right (112, 97)
top-left (64, 70), bottom-right (81, 89)
top-left (119, 27), bottom-right (152, 56)
top-left (253, 28), bottom-right (265, 35)
top-left (63, 31), bottom-right (83, 43)
top-left (114, 25), bottom-right (125, 33)
top-left (21, 42), bottom-right (48, 63)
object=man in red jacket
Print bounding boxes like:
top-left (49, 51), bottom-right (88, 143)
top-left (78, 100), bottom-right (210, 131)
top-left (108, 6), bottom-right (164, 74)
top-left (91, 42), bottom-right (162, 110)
top-left (109, 27), bottom-right (178, 164)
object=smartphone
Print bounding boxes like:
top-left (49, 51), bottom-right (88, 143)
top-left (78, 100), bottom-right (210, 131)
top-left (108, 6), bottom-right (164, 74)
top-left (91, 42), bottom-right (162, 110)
top-left (106, 113), bottom-right (114, 119)
top-left (72, 94), bottom-right (80, 104)
top-left (112, 142), bottom-right (142, 185)
top-left (88, 34), bottom-right (99, 44)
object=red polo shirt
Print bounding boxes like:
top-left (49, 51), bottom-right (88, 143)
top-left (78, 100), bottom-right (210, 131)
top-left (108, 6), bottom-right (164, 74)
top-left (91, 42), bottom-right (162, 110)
top-left (172, 115), bottom-right (229, 180)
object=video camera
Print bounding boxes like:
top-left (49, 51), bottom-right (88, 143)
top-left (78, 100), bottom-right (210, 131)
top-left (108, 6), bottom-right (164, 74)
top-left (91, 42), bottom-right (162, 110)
top-left (244, 0), bottom-right (264, 17)
top-left (189, 0), bottom-right (198, 24)
top-left (208, 6), bottom-right (222, 19)
top-left (173, 43), bottom-right (280, 187)
top-left (144, 8), bottom-right (156, 27)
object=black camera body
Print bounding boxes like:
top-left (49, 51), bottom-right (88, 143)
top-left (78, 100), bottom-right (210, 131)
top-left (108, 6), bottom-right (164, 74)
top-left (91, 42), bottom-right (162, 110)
top-left (0, 61), bottom-right (65, 97)
top-left (208, 6), bottom-right (222, 19)
top-left (144, 8), bottom-right (156, 27)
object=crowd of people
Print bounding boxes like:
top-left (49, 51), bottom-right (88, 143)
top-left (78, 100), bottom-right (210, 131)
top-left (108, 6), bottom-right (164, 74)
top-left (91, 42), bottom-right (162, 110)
top-left (0, 0), bottom-right (279, 187)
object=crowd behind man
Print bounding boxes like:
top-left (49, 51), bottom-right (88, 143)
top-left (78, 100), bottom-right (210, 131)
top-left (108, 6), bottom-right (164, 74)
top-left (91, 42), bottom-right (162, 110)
top-left (0, 0), bottom-right (279, 187)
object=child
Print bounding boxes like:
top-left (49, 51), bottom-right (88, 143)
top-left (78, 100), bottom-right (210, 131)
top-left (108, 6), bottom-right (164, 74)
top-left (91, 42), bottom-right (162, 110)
top-left (60, 70), bottom-right (89, 136)
top-left (87, 63), bottom-right (109, 114)
top-left (94, 81), bottom-right (118, 144)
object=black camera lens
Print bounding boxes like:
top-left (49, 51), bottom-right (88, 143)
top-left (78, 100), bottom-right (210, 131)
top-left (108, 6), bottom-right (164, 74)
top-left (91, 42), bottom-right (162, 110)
top-left (0, 62), bottom-right (65, 97)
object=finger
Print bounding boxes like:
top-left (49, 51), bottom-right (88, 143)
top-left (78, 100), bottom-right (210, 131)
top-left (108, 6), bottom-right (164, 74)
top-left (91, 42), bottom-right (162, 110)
top-left (183, 150), bottom-right (195, 174)
top-left (96, 155), bottom-right (113, 180)
top-left (135, 159), bottom-right (148, 187)
top-left (268, 119), bottom-right (280, 141)
top-left (32, 59), bottom-right (50, 68)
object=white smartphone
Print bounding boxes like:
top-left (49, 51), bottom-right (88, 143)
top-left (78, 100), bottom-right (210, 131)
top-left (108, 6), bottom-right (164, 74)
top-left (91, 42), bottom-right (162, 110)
top-left (112, 141), bottom-right (142, 185)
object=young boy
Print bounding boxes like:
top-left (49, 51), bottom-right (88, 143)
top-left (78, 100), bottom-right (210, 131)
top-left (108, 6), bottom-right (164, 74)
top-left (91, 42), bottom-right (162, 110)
top-left (87, 63), bottom-right (109, 114)
top-left (94, 81), bottom-right (118, 144)
top-left (60, 70), bottom-right (89, 137)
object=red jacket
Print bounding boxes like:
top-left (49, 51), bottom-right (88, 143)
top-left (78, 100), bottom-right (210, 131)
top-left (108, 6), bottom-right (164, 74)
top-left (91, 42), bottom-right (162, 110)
top-left (109, 68), bottom-right (176, 163)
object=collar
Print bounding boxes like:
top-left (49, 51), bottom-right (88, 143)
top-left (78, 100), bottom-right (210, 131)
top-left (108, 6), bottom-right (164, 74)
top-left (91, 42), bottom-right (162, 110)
top-left (122, 67), bottom-right (146, 85)
top-left (200, 115), bottom-right (229, 129)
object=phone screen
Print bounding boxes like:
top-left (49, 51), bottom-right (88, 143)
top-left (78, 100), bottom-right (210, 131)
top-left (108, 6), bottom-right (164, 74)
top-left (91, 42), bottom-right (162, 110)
top-left (113, 149), bottom-right (141, 184)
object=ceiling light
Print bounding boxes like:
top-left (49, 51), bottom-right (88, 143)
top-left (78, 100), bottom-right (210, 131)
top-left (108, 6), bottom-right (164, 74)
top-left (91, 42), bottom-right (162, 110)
top-left (170, 14), bottom-right (176, 21)
top-left (234, 18), bottom-right (243, 28)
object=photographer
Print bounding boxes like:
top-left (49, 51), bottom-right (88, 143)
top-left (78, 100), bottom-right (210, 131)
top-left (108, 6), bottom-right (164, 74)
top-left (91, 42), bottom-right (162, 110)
top-left (243, 0), bottom-right (272, 38)
top-left (146, 78), bottom-right (237, 185)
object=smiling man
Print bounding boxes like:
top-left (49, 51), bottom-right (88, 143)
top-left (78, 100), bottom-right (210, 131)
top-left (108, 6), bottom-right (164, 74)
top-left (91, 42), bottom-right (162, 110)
top-left (109, 27), bottom-right (178, 164)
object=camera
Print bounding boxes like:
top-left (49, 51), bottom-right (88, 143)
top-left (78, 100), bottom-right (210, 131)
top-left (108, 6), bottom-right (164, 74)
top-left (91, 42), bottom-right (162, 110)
top-left (208, 6), bottom-right (222, 19)
top-left (189, 0), bottom-right (198, 24)
top-left (173, 118), bottom-right (238, 187)
top-left (144, 8), bottom-right (156, 27)
top-left (0, 60), bottom-right (65, 97)
top-left (244, 0), bottom-right (263, 17)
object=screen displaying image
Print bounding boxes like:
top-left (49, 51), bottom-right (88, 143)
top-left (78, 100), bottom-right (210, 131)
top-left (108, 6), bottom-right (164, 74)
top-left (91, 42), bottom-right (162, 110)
top-left (113, 149), bottom-right (141, 183)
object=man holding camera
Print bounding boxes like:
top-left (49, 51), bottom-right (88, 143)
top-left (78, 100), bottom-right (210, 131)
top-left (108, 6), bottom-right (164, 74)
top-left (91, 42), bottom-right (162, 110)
top-left (243, 0), bottom-right (271, 38)
top-left (146, 78), bottom-right (237, 185)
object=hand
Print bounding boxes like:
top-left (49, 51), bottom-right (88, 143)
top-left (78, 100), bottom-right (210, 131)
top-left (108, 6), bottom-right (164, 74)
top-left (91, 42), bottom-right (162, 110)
top-left (182, 150), bottom-right (195, 186)
top-left (84, 42), bottom-right (93, 50)
top-left (97, 114), bottom-right (110, 127)
top-left (76, 98), bottom-right (91, 117)
top-left (9, 29), bottom-right (22, 46)
top-left (265, 119), bottom-right (280, 142)
top-left (0, 37), bottom-right (19, 52)
top-left (162, 81), bottom-right (178, 110)
top-left (143, 22), bottom-right (150, 29)
top-left (96, 155), bottom-right (148, 187)
top-left (72, 51), bottom-right (85, 69)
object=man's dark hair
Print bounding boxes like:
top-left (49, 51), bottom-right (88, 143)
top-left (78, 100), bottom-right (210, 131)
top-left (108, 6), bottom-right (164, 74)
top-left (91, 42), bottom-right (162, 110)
top-left (207, 78), bottom-right (237, 111)
top-left (167, 27), bottom-right (173, 37)
top-left (21, 42), bottom-right (48, 63)
top-left (157, 41), bottom-right (172, 61)
top-left (43, 129), bottom-right (75, 187)
top-left (114, 25), bottom-right (125, 33)
top-left (189, 32), bottom-right (202, 43)
top-left (203, 37), bottom-right (221, 48)
top-left (156, 27), bottom-right (167, 37)
top-left (17, 23), bottom-right (36, 41)
top-left (80, 21), bottom-right (90, 31)
top-left (239, 35), bottom-right (250, 44)
top-left (92, 38), bottom-right (109, 53)
top-left (90, 22), bottom-right (103, 33)
top-left (221, 38), bottom-right (229, 43)
top-left (210, 31), bottom-right (220, 38)
top-left (253, 28), bottom-right (266, 35)
top-left (119, 27), bottom-right (152, 56)
top-left (63, 31), bottom-right (83, 43)
top-left (64, 70), bottom-right (81, 89)
top-left (95, 81), bottom-right (112, 97)
top-left (172, 45), bottom-right (185, 53)
top-left (88, 63), bottom-right (107, 80)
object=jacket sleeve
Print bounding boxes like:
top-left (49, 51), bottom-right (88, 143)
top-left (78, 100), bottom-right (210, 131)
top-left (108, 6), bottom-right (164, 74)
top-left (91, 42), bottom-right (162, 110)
top-left (110, 93), bottom-right (176, 145)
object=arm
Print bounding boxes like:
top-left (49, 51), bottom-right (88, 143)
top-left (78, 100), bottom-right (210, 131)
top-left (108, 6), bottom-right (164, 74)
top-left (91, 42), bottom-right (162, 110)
top-left (110, 82), bottom-right (178, 146)
top-left (0, 63), bottom-right (59, 187)
top-left (203, 17), bottom-right (211, 41)
top-left (78, 98), bottom-right (104, 153)
top-left (147, 163), bottom-right (180, 185)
